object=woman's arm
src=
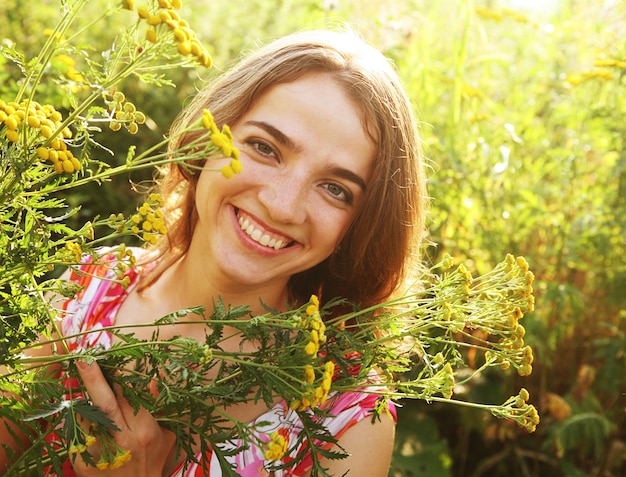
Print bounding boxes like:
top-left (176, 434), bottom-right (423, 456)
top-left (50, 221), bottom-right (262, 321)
top-left (317, 411), bottom-right (396, 476)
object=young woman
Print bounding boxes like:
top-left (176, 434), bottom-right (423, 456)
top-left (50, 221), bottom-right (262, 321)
top-left (0, 29), bottom-right (426, 476)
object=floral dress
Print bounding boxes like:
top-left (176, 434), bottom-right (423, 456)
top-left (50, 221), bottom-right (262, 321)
top-left (53, 252), bottom-right (396, 477)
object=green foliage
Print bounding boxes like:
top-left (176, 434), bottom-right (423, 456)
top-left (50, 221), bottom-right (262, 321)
top-left (390, 401), bottom-right (453, 477)
top-left (375, 0), bottom-right (626, 475)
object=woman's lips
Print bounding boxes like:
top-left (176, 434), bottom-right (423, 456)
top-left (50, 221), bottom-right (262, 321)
top-left (236, 209), bottom-right (294, 250)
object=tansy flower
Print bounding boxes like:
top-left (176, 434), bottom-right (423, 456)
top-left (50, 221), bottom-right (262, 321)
top-left (264, 430), bottom-right (289, 462)
top-left (132, 0), bottom-right (212, 67)
top-left (109, 449), bottom-right (132, 470)
top-left (108, 94), bottom-right (145, 134)
top-left (129, 198), bottom-right (167, 245)
top-left (1, 99), bottom-right (78, 174)
top-left (64, 242), bottom-right (83, 263)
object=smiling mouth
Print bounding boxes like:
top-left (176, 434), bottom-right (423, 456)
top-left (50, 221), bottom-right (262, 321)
top-left (236, 209), bottom-right (294, 250)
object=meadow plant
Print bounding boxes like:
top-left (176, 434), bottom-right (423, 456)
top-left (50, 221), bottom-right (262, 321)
top-left (1, 1), bottom-right (539, 475)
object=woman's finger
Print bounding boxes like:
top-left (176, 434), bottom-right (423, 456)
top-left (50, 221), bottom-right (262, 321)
top-left (75, 360), bottom-right (127, 430)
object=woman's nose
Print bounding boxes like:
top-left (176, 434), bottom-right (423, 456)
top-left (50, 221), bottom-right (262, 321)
top-left (258, 170), bottom-right (307, 225)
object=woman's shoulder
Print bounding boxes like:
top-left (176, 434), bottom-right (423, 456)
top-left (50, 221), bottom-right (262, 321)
top-left (58, 246), bottom-right (153, 351)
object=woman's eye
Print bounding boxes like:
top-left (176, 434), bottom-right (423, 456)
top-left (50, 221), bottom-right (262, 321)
top-left (324, 183), bottom-right (352, 204)
top-left (250, 140), bottom-right (275, 157)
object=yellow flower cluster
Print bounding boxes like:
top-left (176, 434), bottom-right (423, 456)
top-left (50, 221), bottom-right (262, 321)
top-left (494, 388), bottom-right (540, 433)
top-left (0, 99), bottom-right (79, 174)
top-left (438, 362), bottom-right (455, 399)
top-left (96, 449), bottom-right (132, 470)
top-left (201, 109), bottom-right (242, 178)
top-left (566, 69), bottom-right (615, 86)
top-left (130, 194), bottom-right (167, 245)
top-left (112, 243), bottom-right (137, 285)
top-left (68, 434), bottom-right (96, 455)
top-left (480, 255), bottom-right (535, 376)
top-left (108, 92), bottom-right (146, 134)
top-left (454, 263), bottom-right (472, 297)
top-left (594, 58), bottom-right (626, 69)
top-left (127, 0), bottom-right (212, 67)
top-left (64, 242), bottom-right (83, 263)
top-left (303, 294), bottom-right (327, 357)
top-left (264, 431), bottom-right (289, 462)
top-left (291, 361), bottom-right (335, 412)
top-left (289, 295), bottom-right (336, 411)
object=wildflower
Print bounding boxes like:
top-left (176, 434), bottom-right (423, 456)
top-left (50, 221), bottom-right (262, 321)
top-left (493, 389), bottom-right (540, 432)
top-left (566, 69), bottom-right (615, 86)
top-left (211, 130), bottom-right (235, 158)
top-left (1, 98), bottom-right (78, 174)
top-left (122, 0), bottom-right (135, 9)
top-left (132, 1), bottom-right (212, 67)
top-left (107, 93), bottom-right (145, 134)
top-left (6, 129), bottom-right (19, 143)
top-left (129, 197), bottom-right (167, 243)
top-left (202, 109), bottom-right (218, 133)
top-left (439, 253), bottom-right (454, 269)
top-left (303, 364), bottom-right (315, 384)
top-left (439, 362), bottom-right (455, 399)
top-left (65, 242), bottom-right (83, 263)
top-left (110, 449), bottom-right (132, 469)
top-left (593, 59), bottom-right (626, 69)
top-left (264, 430), bottom-right (289, 462)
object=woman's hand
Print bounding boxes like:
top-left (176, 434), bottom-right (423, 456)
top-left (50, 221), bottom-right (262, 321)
top-left (73, 360), bottom-right (177, 476)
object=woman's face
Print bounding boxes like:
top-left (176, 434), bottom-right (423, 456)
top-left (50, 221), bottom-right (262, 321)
top-left (191, 72), bottom-right (375, 292)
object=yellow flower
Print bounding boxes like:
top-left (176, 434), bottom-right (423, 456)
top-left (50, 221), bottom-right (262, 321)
top-left (303, 365), bottom-right (315, 384)
top-left (40, 125), bottom-right (53, 139)
top-left (147, 15), bottom-right (162, 26)
top-left (110, 450), bottom-right (132, 469)
top-left (304, 341), bottom-right (317, 356)
top-left (84, 435), bottom-right (96, 448)
top-left (6, 129), bottom-right (19, 143)
top-left (65, 242), bottom-right (83, 263)
top-left (220, 163), bottom-right (236, 179)
top-left (122, 0), bottom-right (135, 9)
top-left (177, 40), bottom-right (192, 56)
top-left (264, 431), bottom-right (288, 462)
top-left (4, 115), bottom-right (19, 131)
top-left (201, 109), bottom-right (218, 133)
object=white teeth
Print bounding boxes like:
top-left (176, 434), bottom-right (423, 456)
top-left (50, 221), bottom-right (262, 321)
top-left (237, 213), bottom-right (289, 250)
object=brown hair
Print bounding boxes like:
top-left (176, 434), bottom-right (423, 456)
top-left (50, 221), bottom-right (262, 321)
top-left (147, 29), bottom-right (427, 309)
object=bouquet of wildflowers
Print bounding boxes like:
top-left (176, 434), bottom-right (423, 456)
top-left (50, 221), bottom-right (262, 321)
top-left (0, 1), bottom-right (539, 475)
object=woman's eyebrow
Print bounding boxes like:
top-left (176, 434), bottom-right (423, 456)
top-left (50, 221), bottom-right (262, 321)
top-left (244, 120), bottom-right (301, 152)
top-left (327, 166), bottom-right (367, 191)
top-left (245, 119), bottom-right (367, 191)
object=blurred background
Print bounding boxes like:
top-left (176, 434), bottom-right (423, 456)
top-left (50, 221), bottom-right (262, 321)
top-left (1, 0), bottom-right (624, 475)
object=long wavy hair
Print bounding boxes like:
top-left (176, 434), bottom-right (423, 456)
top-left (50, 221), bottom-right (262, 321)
top-left (142, 29), bottom-right (428, 309)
